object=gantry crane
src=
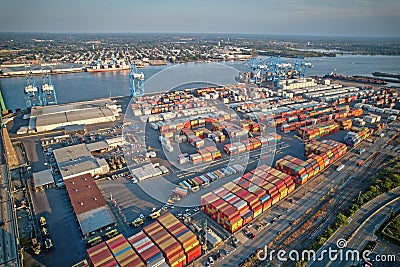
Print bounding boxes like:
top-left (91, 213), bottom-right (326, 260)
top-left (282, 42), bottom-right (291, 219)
top-left (126, 55), bottom-right (144, 97)
top-left (24, 65), bottom-right (42, 107)
top-left (41, 65), bottom-right (58, 106)
top-left (245, 56), bottom-right (312, 86)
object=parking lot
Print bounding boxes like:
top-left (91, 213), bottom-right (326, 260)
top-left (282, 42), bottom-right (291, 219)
top-left (30, 187), bottom-right (87, 267)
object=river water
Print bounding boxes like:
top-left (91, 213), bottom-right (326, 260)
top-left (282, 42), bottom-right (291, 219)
top-left (1, 54), bottom-right (399, 110)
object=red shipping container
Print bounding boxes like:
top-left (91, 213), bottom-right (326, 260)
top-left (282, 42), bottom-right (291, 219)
top-left (185, 245), bottom-right (202, 264)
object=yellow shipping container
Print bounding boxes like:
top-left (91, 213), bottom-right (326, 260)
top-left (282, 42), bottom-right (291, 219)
top-left (227, 217), bottom-right (243, 233)
top-left (280, 188), bottom-right (288, 199)
top-left (272, 197), bottom-right (280, 205)
top-left (253, 208), bottom-right (262, 218)
top-left (169, 254), bottom-right (187, 267)
top-left (180, 240), bottom-right (199, 252)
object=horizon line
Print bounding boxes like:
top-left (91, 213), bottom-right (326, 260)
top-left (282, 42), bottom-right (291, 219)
top-left (0, 31), bottom-right (399, 39)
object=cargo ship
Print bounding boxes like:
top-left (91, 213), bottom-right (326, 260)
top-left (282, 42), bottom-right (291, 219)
top-left (372, 71), bottom-right (400, 79)
top-left (85, 63), bottom-right (130, 73)
top-left (324, 73), bottom-right (386, 85)
top-left (41, 74), bottom-right (58, 105)
top-left (24, 74), bottom-right (42, 107)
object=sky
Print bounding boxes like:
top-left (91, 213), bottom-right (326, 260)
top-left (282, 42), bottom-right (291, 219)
top-left (0, 0), bottom-right (399, 37)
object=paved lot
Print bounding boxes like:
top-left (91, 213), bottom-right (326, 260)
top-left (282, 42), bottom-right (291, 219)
top-left (97, 178), bottom-right (165, 237)
top-left (30, 188), bottom-right (86, 267)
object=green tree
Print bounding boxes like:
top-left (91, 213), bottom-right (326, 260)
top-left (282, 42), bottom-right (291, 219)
top-left (335, 213), bottom-right (348, 227)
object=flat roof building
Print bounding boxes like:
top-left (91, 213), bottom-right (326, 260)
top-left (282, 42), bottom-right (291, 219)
top-left (32, 169), bottom-right (55, 191)
top-left (105, 136), bottom-right (123, 148)
top-left (53, 143), bottom-right (109, 180)
top-left (64, 174), bottom-right (115, 236)
top-left (29, 98), bottom-right (121, 132)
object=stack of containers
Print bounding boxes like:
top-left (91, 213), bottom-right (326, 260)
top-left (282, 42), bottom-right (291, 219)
top-left (276, 155), bottom-right (308, 184)
top-left (249, 138), bottom-right (262, 150)
top-left (177, 153), bottom-right (189, 164)
top-left (205, 146), bottom-right (221, 160)
top-left (128, 232), bottom-right (168, 267)
top-left (277, 140), bottom-right (347, 184)
top-left (198, 118), bottom-right (206, 128)
top-left (241, 139), bottom-right (254, 151)
top-left (143, 221), bottom-right (186, 267)
top-left (344, 127), bottom-right (372, 146)
top-left (250, 121), bottom-right (260, 132)
top-left (191, 137), bottom-right (204, 148)
top-left (263, 133), bottom-right (281, 146)
top-left (106, 234), bottom-right (145, 267)
top-left (210, 131), bottom-right (225, 143)
top-left (172, 187), bottom-right (188, 198)
top-left (223, 144), bottom-right (238, 155)
top-left (200, 166), bottom-right (294, 233)
top-left (189, 153), bottom-right (202, 164)
top-left (223, 133), bottom-right (281, 155)
top-left (198, 149), bottom-right (212, 162)
top-left (298, 121), bottom-right (340, 141)
top-left (335, 118), bottom-right (352, 130)
top-left (233, 142), bottom-right (246, 153)
top-left (87, 242), bottom-right (118, 267)
top-left (218, 197), bottom-right (244, 232)
top-left (193, 128), bottom-right (204, 138)
top-left (158, 214), bottom-right (201, 265)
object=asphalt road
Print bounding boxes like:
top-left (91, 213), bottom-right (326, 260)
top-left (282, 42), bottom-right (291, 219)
top-left (309, 189), bottom-right (400, 267)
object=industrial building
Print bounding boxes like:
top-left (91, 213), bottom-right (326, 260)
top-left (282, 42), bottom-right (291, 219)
top-left (28, 98), bottom-right (121, 132)
top-left (32, 169), bottom-right (55, 191)
top-left (64, 174), bottom-right (115, 236)
top-left (105, 136), bottom-right (123, 148)
top-left (53, 143), bottom-right (109, 181)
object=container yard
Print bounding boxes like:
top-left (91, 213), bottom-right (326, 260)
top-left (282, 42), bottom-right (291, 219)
top-left (86, 213), bottom-right (201, 267)
top-left (200, 165), bottom-right (295, 233)
top-left (5, 71), bottom-right (400, 267)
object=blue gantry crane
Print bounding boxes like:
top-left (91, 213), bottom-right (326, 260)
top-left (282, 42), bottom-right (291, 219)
top-left (293, 56), bottom-right (312, 78)
top-left (41, 66), bottom-right (58, 106)
top-left (24, 65), bottom-right (42, 108)
top-left (245, 56), bottom-right (312, 86)
top-left (127, 56), bottom-right (144, 97)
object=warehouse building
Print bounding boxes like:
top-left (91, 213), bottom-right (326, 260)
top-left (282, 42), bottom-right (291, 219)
top-left (85, 141), bottom-right (109, 153)
top-left (105, 136), bottom-right (123, 148)
top-left (64, 174), bottom-right (115, 236)
top-left (28, 98), bottom-right (121, 132)
top-left (53, 143), bottom-right (109, 181)
top-left (32, 169), bottom-right (55, 191)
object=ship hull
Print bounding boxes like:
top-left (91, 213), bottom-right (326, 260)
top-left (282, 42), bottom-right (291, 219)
top-left (86, 66), bottom-right (130, 73)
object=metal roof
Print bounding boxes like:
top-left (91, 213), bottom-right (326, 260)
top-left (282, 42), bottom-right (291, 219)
top-left (53, 143), bottom-right (103, 179)
top-left (33, 169), bottom-right (54, 188)
top-left (86, 141), bottom-right (109, 152)
top-left (64, 174), bottom-right (107, 215)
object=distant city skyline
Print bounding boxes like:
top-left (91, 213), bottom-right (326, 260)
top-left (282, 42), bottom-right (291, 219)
top-left (0, 0), bottom-right (399, 37)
